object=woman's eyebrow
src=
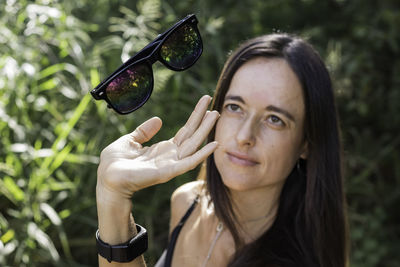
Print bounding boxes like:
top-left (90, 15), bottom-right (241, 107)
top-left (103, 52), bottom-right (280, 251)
top-left (225, 95), bottom-right (295, 122)
top-left (225, 95), bottom-right (245, 103)
top-left (266, 105), bottom-right (295, 122)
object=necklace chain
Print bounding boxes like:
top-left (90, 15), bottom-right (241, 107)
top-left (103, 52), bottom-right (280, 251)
top-left (200, 203), bottom-right (275, 267)
top-left (201, 222), bottom-right (224, 267)
top-left (241, 213), bottom-right (271, 223)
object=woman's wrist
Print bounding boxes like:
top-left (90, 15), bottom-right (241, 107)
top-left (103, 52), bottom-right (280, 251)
top-left (96, 184), bottom-right (137, 244)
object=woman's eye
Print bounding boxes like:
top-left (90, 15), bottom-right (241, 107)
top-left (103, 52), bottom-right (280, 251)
top-left (225, 103), bottom-right (241, 112)
top-left (267, 115), bottom-right (285, 126)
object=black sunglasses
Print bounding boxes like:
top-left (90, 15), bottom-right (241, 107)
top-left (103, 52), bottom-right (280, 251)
top-left (91, 14), bottom-right (203, 114)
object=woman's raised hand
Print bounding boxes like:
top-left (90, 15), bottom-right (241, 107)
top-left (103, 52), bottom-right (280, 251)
top-left (97, 95), bottom-right (219, 200)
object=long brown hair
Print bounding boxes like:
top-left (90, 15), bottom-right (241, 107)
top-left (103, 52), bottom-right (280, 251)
top-left (205, 34), bottom-right (349, 267)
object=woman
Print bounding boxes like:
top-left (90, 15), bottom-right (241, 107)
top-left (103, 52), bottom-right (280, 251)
top-left (96, 33), bottom-right (349, 267)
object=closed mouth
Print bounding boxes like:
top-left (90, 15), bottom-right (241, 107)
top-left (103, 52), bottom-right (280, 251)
top-left (226, 151), bottom-right (259, 166)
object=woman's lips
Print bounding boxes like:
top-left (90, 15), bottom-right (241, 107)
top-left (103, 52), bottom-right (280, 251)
top-left (227, 151), bottom-right (259, 166)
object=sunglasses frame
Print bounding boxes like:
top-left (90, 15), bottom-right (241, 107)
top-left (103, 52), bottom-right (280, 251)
top-left (91, 14), bottom-right (202, 114)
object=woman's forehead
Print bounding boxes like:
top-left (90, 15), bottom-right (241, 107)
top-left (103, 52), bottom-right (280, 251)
top-left (227, 57), bottom-right (304, 110)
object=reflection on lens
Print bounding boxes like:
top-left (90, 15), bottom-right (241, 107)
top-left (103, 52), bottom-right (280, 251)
top-left (105, 64), bottom-right (152, 113)
top-left (160, 24), bottom-right (202, 70)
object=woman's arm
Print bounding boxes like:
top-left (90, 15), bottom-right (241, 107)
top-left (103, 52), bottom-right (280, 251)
top-left (97, 189), bottom-right (144, 266)
top-left (96, 96), bottom-right (219, 266)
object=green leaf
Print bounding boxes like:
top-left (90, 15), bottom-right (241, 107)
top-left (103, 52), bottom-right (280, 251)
top-left (39, 78), bottom-right (59, 91)
top-left (27, 222), bottom-right (60, 261)
top-left (59, 209), bottom-right (71, 219)
top-left (0, 229), bottom-right (15, 243)
top-left (2, 176), bottom-right (25, 202)
top-left (49, 144), bottom-right (72, 173)
top-left (90, 68), bottom-right (100, 88)
top-left (38, 63), bottom-right (66, 80)
top-left (40, 203), bottom-right (61, 226)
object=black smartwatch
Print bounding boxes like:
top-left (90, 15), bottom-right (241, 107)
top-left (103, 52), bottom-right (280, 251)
top-left (96, 224), bottom-right (148, 263)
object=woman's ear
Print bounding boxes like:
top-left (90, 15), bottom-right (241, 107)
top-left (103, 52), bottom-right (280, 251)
top-left (299, 141), bottom-right (308, 159)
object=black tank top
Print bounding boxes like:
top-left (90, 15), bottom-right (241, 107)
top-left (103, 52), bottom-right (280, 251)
top-left (162, 196), bottom-right (199, 267)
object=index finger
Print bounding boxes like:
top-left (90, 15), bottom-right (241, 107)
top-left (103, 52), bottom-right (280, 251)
top-left (173, 95), bottom-right (212, 146)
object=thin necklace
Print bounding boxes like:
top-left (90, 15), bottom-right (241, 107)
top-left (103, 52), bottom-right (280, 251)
top-left (201, 221), bottom-right (224, 267)
top-left (200, 212), bottom-right (275, 266)
top-left (240, 212), bottom-right (274, 224)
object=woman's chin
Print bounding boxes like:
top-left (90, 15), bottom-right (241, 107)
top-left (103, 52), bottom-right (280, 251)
top-left (219, 173), bottom-right (259, 192)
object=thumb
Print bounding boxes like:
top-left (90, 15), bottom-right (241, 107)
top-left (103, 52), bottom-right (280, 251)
top-left (130, 117), bottom-right (162, 144)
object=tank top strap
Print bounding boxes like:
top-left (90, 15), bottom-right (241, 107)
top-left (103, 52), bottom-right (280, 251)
top-left (164, 195), bottom-right (200, 267)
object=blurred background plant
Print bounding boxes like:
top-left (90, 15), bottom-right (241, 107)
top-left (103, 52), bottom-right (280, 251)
top-left (0, 0), bottom-right (399, 266)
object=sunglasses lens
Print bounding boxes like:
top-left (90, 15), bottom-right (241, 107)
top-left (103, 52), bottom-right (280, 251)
top-left (105, 64), bottom-right (152, 113)
top-left (160, 24), bottom-right (202, 70)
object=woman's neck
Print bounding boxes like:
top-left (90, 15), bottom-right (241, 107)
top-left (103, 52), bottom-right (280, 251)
top-left (229, 182), bottom-right (285, 243)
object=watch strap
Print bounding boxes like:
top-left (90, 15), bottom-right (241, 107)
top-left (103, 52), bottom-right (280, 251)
top-left (96, 224), bottom-right (148, 263)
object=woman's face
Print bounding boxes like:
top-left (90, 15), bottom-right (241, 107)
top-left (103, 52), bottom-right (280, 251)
top-left (214, 57), bottom-right (307, 192)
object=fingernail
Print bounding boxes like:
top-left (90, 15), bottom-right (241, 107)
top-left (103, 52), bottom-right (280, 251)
top-left (211, 110), bottom-right (220, 117)
top-left (203, 110), bottom-right (210, 119)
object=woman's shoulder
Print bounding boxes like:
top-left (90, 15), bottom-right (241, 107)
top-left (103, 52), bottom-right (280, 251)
top-left (169, 180), bottom-right (204, 230)
top-left (171, 180), bottom-right (203, 210)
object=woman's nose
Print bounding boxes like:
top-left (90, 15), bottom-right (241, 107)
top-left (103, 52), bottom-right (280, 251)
top-left (235, 118), bottom-right (256, 147)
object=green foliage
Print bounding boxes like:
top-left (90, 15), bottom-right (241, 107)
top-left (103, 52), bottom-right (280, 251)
top-left (0, 0), bottom-right (399, 266)
top-left (0, 1), bottom-right (99, 265)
